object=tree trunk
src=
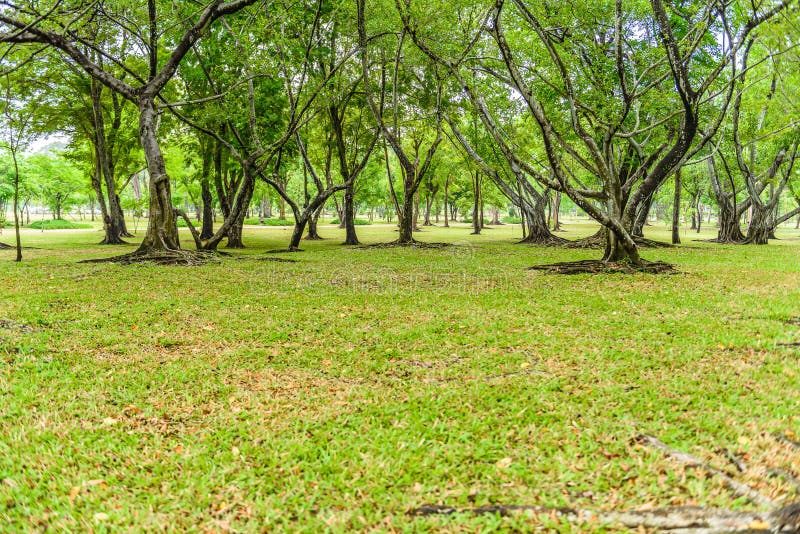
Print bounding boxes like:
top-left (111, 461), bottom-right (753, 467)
top-left (443, 181), bottom-right (449, 228)
top-left (471, 171), bottom-right (481, 235)
top-left (225, 175), bottom-right (255, 249)
top-left (90, 84), bottom-right (127, 245)
top-left (490, 207), bottom-right (500, 225)
top-left (671, 170), bottom-right (681, 245)
top-left (518, 195), bottom-right (563, 245)
top-left (289, 216), bottom-right (309, 250)
top-left (398, 190), bottom-right (415, 244)
top-left (632, 191), bottom-right (655, 238)
top-left (423, 195), bottom-right (433, 226)
top-left (696, 203), bottom-right (703, 233)
top-left (12, 151), bottom-right (21, 262)
top-left (135, 98), bottom-right (181, 253)
top-left (305, 206), bottom-right (323, 240)
top-left (342, 182), bottom-right (360, 245)
top-left (744, 203), bottom-right (773, 245)
top-left (552, 191), bottom-right (562, 231)
top-left (200, 148), bottom-right (215, 240)
top-left (602, 226), bottom-right (641, 264)
top-left (714, 198), bottom-right (746, 243)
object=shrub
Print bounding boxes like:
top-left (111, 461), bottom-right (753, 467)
top-left (27, 219), bottom-right (93, 230)
top-left (328, 218), bottom-right (371, 225)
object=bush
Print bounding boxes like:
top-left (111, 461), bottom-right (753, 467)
top-left (243, 217), bottom-right (294, 226)
top-left (328, 218), bottom-right (371, 226)
top-left (27, 219), bottom-right (92, 230)
top-left (502, 216), bottom-right (522, 224)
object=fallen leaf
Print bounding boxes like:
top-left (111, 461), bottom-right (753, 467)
top-left (748, 520), bottom-right (770, 530)
top-left (496, 457), bottom-right (513, 469)
top-left (93, 512), bottom-right (109, 521)
top-left (122, 405), bottom-right (141, 415)
top-left (2, 478), bottom-right (17, 488)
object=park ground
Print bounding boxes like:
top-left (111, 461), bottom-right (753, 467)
top-left (1, 220), bottom-right (800, 531)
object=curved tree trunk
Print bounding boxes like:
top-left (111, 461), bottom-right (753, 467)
top-left (552, 191), bottom-right (562, 231)
top-left (289, 216), bottom-right (309, 250)
top-left (305, 206), bottom-right (323, 240)
top-left (671, 170), bottom-right (681, 245)
top-left (342, 183), bottom-right (360, 245)
top-left (744, 203), bottom-right (773, 244)
top-left (200, 150), bottom-right (215, 240)
top-left (471, 171), bottom-right (481, 235)
top-left (714, 198), bottom-right (746, 243)
top-left (136, 99), bottom-right (181, 253)
top-left (518, 195), bottom-right (565, 245)
top-left (225, 176), bottom-right (255, 249)
top-left (632, 191), bottom-right (655, 238)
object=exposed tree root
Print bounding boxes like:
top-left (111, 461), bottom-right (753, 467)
top-left (410, 504), bottom-right (800, 532)
top-left (565, 232), bottom-right (673, 249)
top-left (698, 237), bottom-right (747, 244)
top-left (78, 248), bottom-right (222, 266)
top-left (234, 255), bottom-right (299, 263)
top-left (634, 236), bottom-right (674, 248)
top-left (529, 259), bottom-right (678, 275)
top-left (774, 433), bottom-right (800, 451)
top-left (0, 242), bottom-right (13, 250)
top-left (0, 318), bottom-right (33, 332)
top-left (635, 435), bottom-right (774, 508)
top-left (265, 247), bottom-right (304, 253)
top-left (98, 237), bottom-right (128, 245)
top-left (517, 233), bottom-right (571, 246)
top-left (304, 235), bottom-right (325, 241)
top-left (357, 240), bottom-right (453, 250)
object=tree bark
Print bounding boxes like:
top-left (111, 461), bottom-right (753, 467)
top-left (225, 174), bottom-right (254, 249)
top-left (398, 189), bottom-right (415, 243)
top-left (471, 170), bottom-right (481, 235)
top-left (90, 80), bottom-right (127, 245)
top-left (671, 170), bottom-right (681, 244)
top-left (552, 191), bottom-right (561, 231)
top-left (12, 149), bottom-right (22, 262)
top-left (744, 203), bottom-right (773, 244)
top-left (342, 182), bottom-right (360, 245)
top-left (305, 206), bottom-right (323, 240)
top-left (136, 98), bottom-right (181, 253)
top-left (443, 180), bottom-right (449, 228)
top-left (200, 146), bottom-right (215, 240)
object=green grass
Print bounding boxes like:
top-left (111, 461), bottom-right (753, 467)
top-left (26, 218), bottom-right (93, 230)
top-left (2, 220), bottom-right (800, 531)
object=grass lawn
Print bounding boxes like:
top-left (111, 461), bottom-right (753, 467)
top-left (1, 220), bottom-right (800, 531)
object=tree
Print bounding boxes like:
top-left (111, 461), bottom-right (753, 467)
top-left (1, 0), bottom-right (260, 262)
top-left (357, 0), bottom-right (444, 245)
top-left (400, 0), bottom-right (789, 268)
top-left (0, 74), bottom-right (38, 260)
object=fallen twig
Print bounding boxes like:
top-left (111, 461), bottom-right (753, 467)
top-left (410, 504), bottom-right (787, 532)
top-left (635, 435), bottom-right (774, 508)
top-left (775, 434), bottom-right (800, 452)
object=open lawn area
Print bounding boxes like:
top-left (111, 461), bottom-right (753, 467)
top-left (2, 222), bottom-right (800, 531)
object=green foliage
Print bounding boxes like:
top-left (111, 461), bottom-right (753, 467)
top-left (328, 218), bottom-right (371, 225)
top-left (243, 217), bottom-right (295, 226)
top-left (27, 218), bottom-right (92, 230)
